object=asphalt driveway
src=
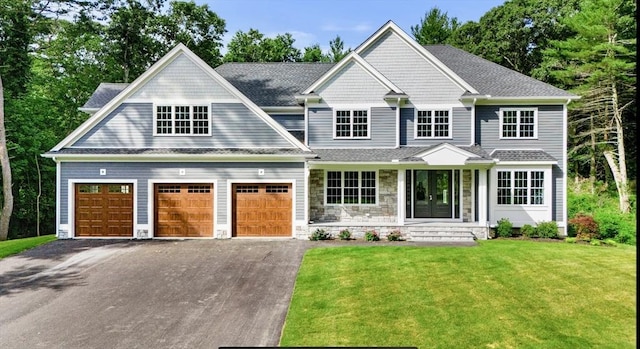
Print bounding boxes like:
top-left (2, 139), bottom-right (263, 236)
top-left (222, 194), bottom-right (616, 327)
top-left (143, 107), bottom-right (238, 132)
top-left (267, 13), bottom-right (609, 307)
top-left (0, 239), bottom-right (311, 349)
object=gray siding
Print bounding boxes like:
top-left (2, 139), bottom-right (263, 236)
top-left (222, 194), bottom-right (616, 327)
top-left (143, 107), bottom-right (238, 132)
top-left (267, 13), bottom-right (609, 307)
top-left (400, 107), bottom-right (471, 146)
top-left (271, 114), bottom-right (304, 130)
top-left (316, 61), bottom-right (389, 105)
top-left (308, 107), bottom-right (396, 148)
top-left (59, 161), bottom-right (305, 225)
top-left (73, 103), bottom-right (295, 149)
top-left (360, 31), bottom-right (464, 105)
top-left (129, 54), bottom-right (236, 101)
top-left (476, 105), bottom-right (565, 221)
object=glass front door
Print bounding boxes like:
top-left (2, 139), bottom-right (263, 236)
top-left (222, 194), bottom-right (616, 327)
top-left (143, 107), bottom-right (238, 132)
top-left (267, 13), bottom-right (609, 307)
top-left (407, 170), bottom-right (452, 218)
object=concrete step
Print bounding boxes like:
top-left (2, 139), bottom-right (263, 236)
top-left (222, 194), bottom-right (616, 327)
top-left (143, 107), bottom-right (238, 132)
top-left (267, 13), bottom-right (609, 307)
top-left (409, 230), bottom-right (476, 242)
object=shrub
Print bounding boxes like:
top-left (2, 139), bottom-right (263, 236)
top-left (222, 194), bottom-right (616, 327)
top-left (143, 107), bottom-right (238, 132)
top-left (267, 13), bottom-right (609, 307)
top-left (521, 224), bottom-right (537, 238)
top-left (536, 221), bottom-right (559, 239)
top-left (338, 229), bottom-right (352, 240)
top-left (496, 218), bottom-right (513, 238)
top-left (386, 230), bottom-right (403, 241)
top-left (590, 239), bottom-right (602, 246)
top-left (309, 228), bottom-right (332, 241)
top-left (564, 237), bottom-right (577, 243)
top-left (568, 214), bottom-right (600, 241)
top-left (615, 230), bottom-right (636, 245)
top-left (364, 230), bottom-right (380, 241)
top-left (593, 210), bottom-right (636, 241)
top-left (602, 239), bottom-right (618, 247)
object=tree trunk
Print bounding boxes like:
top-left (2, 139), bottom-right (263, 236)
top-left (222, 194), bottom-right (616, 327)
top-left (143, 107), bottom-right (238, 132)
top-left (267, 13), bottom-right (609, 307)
top-left (589, 113), bottom-right (596, 194)
top-left (604, 83), bottom-right (630, 213)
top-left (35, 153), bottom-right (42, 237)
top-left (0, 75), bottom-right (14, 241)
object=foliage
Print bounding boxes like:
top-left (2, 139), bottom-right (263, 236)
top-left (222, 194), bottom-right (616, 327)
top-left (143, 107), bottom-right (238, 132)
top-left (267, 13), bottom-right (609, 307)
top-left (282, 241), bottom-right (636, 347)
top-left (223, 29), bottom-right (301, 62)
top-left (302, 44), bottom-right (329, 62)
top-left (0, 234), bottom-right (56, 259)
top-left (568, 214), bottom-right (600, 241)
top-left (411, 7), bottom-right (459, 45)
top-left (364, 230), bottom-right (379, 242)
top-left (496, 218), bottom-right (513, 238)
top-left (338, 229), bottom-right (352, 240)
top-left (386, 230), bottom-right (403, 241)
top-left (520, 224), bottom-right (537, 238)
top-left (590, 239), bottom-right (601, 246)
top-left (602, 239), bottom-right (618, 247)
top-left (328, 35), bottom-right (350, 62)
top-left (536, 221), bottom-right (559, 239)
top-left (308, 228), bottom-right (332, 241)
top-left (564, 237), bottom-right (577, 243)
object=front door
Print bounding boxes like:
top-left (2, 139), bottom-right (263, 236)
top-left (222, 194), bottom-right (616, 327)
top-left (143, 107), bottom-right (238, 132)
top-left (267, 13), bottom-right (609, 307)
top-left (408, 170), bottom-right (452, 218)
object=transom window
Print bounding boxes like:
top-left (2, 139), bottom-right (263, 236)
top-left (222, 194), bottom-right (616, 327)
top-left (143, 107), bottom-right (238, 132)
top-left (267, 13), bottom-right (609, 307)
top-left (416, 109), bottom-right (450, 138)
top-left (497, 170), bottom-right (545, 205)
top-left (335, 109), bottom-right (369, 139)
top-left (155, 105), bottom-right (210, 135)
top-left (500, 108), bottom-right (537, 139)
top-left (326, 171), bottom-right (376, 205)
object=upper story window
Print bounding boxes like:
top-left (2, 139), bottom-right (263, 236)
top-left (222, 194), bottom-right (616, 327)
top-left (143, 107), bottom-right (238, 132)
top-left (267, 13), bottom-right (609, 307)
top-left (500, 108), bottom-right (537, 139)
top-left (335, 109), bottom-right (369, 139)
top-left (155, 105), bottom-right (210, 136)
top-left (415, 109), bottom-right (451, 138)
top-left (497, 170), bottom-right (545, 205)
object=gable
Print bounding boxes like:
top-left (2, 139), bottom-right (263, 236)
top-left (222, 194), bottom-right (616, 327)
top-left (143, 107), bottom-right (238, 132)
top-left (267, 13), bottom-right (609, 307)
top-left (315, 61), bottom-right (391, 105)
top-left (129, 54), bottom-right (236, 101)
top-left (51, 44), bottom-right (309, 153)
top-left (416, 143), bottom-right (482, 166)
top-left (359, 30), bottom-right (465, 105)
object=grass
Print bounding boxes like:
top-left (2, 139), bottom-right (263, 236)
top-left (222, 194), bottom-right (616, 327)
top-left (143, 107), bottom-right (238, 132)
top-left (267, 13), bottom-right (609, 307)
top-left (280, 240), bottom-right (636, 348)
top-left (0, 235), bottom-right (57, 259)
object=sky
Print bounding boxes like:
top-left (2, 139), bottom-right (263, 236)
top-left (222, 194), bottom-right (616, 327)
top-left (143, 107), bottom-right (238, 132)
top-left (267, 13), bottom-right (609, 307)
top-left (197, 0), bottom-right (506, 54)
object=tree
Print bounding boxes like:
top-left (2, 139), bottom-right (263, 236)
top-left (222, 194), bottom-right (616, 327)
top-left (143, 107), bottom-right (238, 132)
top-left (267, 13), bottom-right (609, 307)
top-left (302, 44), bottom-right (329, 62)
top-left (0, 0), bottom-right (32, 98)
top-left (536, 0), bottom-right (635, 212)
top-left (328, 35), bottom-right (350, 62)
top-left (0, 75), bottom-right (13, 241)
top-left (411, 7), bottom-right (459, 45)
top-left (223, 29), bottom-right (301, 62)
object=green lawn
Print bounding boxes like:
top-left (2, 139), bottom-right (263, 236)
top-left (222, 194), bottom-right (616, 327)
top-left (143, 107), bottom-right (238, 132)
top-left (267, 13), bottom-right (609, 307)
top-left (0, 235), bottom-right (57, 259)
top-left (281, 240), bottom-right (636, 348)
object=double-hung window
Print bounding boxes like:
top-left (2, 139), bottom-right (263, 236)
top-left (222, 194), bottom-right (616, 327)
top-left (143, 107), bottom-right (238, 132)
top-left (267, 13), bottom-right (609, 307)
top-left (334, 109), bottom-right (369, 139)
top-left (500, 108), bottom-right (537, 139)
top-left (415, 109), bottom-right (451, 138)
top-left (155, 105), bottom-right (210, 135)
top-left (326, 171), bottom-right (376, 205)
top-left (497, 170), bottom-right (545, 205)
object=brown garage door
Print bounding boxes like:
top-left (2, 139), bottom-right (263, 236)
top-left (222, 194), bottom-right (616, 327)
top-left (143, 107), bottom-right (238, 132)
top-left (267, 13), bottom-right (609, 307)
top-left (232, 183), bottom-right (292, 237)
top-left (154, 183), bottom-right (214, 237)
top-left (75, 183), bottom-right (133, 237)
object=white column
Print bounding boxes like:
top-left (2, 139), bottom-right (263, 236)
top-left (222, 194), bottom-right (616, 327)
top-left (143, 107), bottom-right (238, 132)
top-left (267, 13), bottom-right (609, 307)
top-left (397, 169), bottom-right (405, 225)
top-left (478, 169), bottom-right (488, 226)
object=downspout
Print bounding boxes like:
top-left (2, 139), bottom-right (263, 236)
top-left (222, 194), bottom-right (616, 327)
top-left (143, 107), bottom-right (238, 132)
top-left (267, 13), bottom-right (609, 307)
top-left (562, 98), bottom-right (571, 236)
top-left (304, 98), bottom-right (309, 147)
top-left (470, 98), bottom-right (476, 146)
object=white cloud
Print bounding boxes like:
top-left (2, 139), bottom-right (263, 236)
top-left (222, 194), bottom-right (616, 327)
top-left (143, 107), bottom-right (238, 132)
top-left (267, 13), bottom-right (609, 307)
top-left (320, 22), bottom-right (373, 33)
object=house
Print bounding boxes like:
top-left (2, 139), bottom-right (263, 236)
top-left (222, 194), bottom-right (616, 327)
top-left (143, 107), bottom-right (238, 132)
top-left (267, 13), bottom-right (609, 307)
top-left (43, 21), bottom-right (578, 241)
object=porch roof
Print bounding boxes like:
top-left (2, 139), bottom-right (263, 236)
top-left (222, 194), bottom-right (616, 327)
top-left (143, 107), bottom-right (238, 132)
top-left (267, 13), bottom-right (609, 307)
top-left (310, 144), bottom-right (493, 163)
top-left (491, 149), bottom-right (557, 162)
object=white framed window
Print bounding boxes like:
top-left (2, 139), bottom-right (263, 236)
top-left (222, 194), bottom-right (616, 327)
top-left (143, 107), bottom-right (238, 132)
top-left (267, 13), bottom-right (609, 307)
top-left (497, 170), bottom-right (545, 205)
top-left (415, 109), bottom-right (451, 138)
top-left (325, 170), bottom-right (377, 205)
top-left (154, 105), bottom-right (211, 136)
top-left (334, 109), bottom-right (369, 139)
top-left (499, 108), bottom-right (537, 139)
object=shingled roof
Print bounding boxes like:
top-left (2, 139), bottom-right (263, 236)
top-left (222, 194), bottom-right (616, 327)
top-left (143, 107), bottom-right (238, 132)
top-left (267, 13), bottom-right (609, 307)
top-left (491, 149), bottom-right (557, 162)
top-left (424, 45), bottom-right (574, 97)
top-left (81, 83), bottom-right (130, 109)
top-left (311, 144), bottom-right (493, 162)
top-left (215, 62), bottom-right (334, 107)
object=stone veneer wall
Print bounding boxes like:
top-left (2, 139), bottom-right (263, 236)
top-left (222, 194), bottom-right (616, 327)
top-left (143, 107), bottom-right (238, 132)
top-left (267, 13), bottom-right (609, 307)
top-left (309, 169), bottom-right (398, 223)
top-left (463, 169), bottom-right (472, 222)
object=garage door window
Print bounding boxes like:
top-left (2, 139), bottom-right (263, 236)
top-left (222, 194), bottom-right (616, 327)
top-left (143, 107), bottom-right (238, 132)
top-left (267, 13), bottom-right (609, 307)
top-left (236, 185), bottom-right (259, 193)
top-left (266, 185), bottom-right (289, 193)
top-left (188, 185), bottom-right (211, 193)
top-left (158, 185), bottom-right (180, 193)
top-left (79, 184), bottom-right (101, 193)
top-left (109, 184), bottom-right (130, 194)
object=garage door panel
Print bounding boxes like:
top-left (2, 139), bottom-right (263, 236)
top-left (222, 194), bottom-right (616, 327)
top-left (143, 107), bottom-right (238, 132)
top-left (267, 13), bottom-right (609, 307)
top-left (75, 183), bottom-right (133, 237)
top-left (233, 183), bottom-right (292, 237)
top-left (154, 183), bottom-right (214, 238)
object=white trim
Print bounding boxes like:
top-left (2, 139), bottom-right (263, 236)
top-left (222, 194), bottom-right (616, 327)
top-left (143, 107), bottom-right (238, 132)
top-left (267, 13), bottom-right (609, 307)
top-left (304, 98), bottom-right (309, 146)
top-left (464, 96), bottom-right (580, 105)
top-left (323, 170), bottom-right (379, 206)
top-left (262, 106), bottom-right (305, 114)
top-left (413, 107), bottom-right (454, 140)
top-left (56, 160), bottom-right (61, 238)
top-left (478, 169), bottom-right (487, 226)
top-left (353, 21), bottom-right (478, 94)
top-left (333, 107), bottom-right (372, 140)
top-left (395, 100), bottom-right (401, 148)
top-left (470, 169), bottom-right (475, 223)
top-left (44, 154), bottom-right (313, 162)
top-left (470, 98), bottom-right (477, 146)
top-left (52, 44), bottom-right (310, 152)
top-left (303, 52), bottom-right (403, 95)
top-left (68, 179), bottom-right (138, 239)
top-left (397, 169), bottom-right (405, 225)
top-left (562, 101), bottom-right (569, 233)
top-left (152, 103), bottom-right (212, 137)
top-left (147, 179), bottom-right (218, 238)
top-left (414, 143), bottom-right (480, 160)
top-left (227, 179), bottom-right (297, 238)
top-left (304, 162), bottom-right (310, 224)
top-left (498, 107), bottom-right (538, 140)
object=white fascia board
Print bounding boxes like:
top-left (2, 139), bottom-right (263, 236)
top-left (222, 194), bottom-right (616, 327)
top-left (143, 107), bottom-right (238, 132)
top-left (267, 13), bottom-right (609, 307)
top-left (414, 143), bottom-right (479, 159)
top-left (43, 153), bottom-right (316, 162)
top-left (78, 107), bottom-right (98, 114)
top-left (302, 52), bottom-right (403, 95)
top-left (262, 106), bottom-right (305, 114)
top-left (472, 96), bottom-right (579, 105)
top-left (495, 160), bottom-right (558, 166)
top-left (354, 21), bottom-right (478, 95)
top-left (53, 44), bottom-right (310, 153)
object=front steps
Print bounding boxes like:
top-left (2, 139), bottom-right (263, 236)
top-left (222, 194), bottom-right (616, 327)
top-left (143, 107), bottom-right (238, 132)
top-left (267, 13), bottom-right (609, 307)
top-left (303, 223), bottom-right (487, 241)
top-left (408, 230), bottom-right (476, 242)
